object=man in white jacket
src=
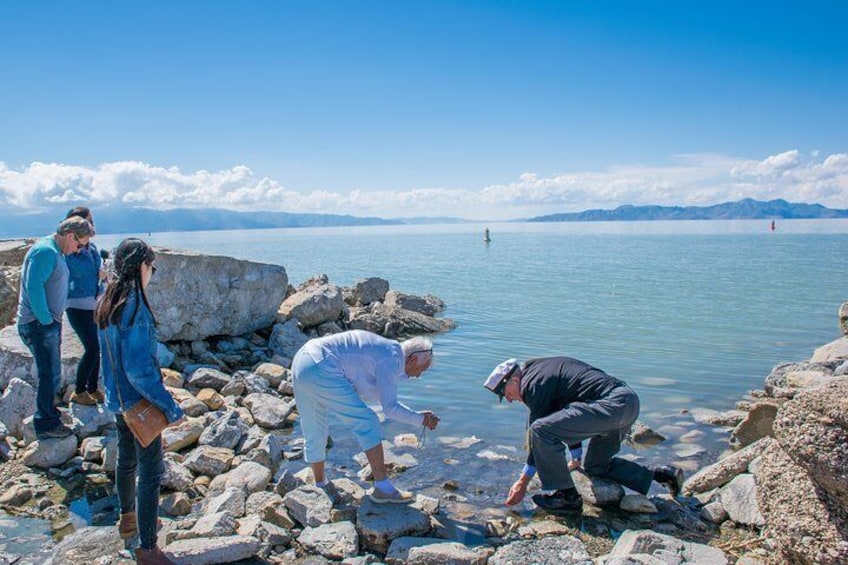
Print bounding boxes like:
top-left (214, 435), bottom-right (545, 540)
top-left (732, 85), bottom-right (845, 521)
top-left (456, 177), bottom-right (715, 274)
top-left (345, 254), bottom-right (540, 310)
top-left (292, 330), bottom-right (440, 503)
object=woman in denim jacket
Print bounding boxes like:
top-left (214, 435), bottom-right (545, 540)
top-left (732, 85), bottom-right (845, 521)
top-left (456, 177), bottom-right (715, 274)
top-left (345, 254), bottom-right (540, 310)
top-left (95, 238), bottom-right (182, 565)
top-left (65, 206), bottom-right (106, 405)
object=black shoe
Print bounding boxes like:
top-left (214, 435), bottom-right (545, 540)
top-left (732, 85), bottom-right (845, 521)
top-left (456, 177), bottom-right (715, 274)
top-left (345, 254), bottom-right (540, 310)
top-left (532, 488), bottom-right (583, 513)
top-left (654, 465), bottom-right (685, 496)
top-left (36, 424), bottom-right (73, 440)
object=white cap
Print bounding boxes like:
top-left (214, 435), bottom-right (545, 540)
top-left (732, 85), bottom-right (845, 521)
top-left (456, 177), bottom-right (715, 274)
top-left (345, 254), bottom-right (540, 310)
top-left (483, 358), bottom-right (519, 401)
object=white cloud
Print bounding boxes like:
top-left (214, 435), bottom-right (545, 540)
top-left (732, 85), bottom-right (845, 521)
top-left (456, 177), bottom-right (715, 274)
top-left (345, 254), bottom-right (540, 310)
top-left (1, 149), bottom-right (847, 220)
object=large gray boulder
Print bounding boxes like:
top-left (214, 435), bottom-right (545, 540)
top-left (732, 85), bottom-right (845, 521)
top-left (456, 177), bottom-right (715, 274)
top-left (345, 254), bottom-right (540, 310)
top-left (758, 440), bottom-right (848, 565)
top-left (772, 377), bottom-right (848, 507)
top-left (276, 281), bottom-right (343, 328)
top-left (146, 249), bottom-right (288, 341)
top-left (840, 301), bottom-right (848, 336)
top-left (597, 529), bottom-right (728, 564)
top-left (0, 322), bottom-right (83, 392)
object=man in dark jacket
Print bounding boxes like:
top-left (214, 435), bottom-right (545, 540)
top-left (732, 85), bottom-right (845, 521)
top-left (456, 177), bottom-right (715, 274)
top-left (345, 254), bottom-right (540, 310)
top-left (484, 357), bottom-right (683, 513)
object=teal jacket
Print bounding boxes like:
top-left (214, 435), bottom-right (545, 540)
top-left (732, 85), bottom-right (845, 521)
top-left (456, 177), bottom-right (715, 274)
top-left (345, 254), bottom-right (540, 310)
top-left (17, 236), bottom-right (68, 325)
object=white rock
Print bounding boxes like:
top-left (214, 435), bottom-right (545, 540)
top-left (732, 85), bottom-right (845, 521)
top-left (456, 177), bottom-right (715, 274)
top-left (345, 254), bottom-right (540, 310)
top-left (298, 521), bottom-right (359, 560)
top-left (0, 378), bottom-right (36, 438)
top-left (208, 461), bottom-right (271, 496)
top-left (601, 529), bottom-right (728, 564)
top-left (163, 535), bottom-right (260, 565)
top-left (718, 473), bottom-right (764, 526)
top-left (356, 498), bottom-right (431, 554)
top-left (619, 493), bottom-right (657, 513)
top-left (386, 536), bottom-right (493, 565)
top-left (21, 434), bottom-right (79, 469)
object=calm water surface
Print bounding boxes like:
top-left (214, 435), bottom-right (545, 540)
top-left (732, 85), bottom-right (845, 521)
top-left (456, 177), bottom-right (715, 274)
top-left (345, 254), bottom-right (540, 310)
top-left (95, 220), bottom-right (848, 460)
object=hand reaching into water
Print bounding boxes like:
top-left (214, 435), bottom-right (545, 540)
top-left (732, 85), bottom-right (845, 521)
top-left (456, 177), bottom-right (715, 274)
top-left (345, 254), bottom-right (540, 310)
top-left (505, 477), bottom-right (529, 506)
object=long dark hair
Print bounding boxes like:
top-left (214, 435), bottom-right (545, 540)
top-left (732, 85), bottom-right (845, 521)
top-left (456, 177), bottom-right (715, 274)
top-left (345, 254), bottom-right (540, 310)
top-left (94, 238), bottom-right (157, 329)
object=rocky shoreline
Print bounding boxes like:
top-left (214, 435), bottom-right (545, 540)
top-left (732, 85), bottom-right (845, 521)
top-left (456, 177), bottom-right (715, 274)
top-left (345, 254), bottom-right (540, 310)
top-left (0, 244), bottom-right (846, 564)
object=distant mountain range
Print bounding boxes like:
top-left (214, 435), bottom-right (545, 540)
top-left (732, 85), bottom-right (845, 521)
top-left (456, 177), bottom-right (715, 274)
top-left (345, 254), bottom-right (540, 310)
top-left (3, 198), bottom-right (846, 238)
top-left (526, 198), bottom-right (848, 222)
top-left (1, 207), bottom-right (403, 238)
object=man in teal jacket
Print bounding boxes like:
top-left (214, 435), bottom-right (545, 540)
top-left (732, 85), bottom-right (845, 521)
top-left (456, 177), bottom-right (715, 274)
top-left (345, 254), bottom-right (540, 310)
top-left (17, 216), bottom-right (95, 439)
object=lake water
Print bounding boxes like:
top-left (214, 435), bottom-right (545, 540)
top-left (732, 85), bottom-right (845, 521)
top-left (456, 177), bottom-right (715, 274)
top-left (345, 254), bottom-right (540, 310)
top-left (93, 220), bottom-right (848, 467)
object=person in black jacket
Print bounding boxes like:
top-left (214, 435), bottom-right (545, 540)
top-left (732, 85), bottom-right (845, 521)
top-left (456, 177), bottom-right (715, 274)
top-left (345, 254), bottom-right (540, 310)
top-left (484, 357), bottom-right (684, 514)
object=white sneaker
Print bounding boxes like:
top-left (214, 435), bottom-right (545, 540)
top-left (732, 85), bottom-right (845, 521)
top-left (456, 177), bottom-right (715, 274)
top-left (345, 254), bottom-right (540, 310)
top-left (369, 486), bottom-right (414, 504)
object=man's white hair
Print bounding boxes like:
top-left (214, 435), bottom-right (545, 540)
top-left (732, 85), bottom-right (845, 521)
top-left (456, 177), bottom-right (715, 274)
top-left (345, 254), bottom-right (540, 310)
top-left (401, 336), bottom-right (433, 360)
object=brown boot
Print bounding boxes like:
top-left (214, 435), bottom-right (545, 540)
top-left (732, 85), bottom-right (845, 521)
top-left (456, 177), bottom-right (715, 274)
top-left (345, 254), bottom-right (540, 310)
top-left (118, 512), bottom-right (138, 539)
top-left (135, 547), bottom-right (176, 565)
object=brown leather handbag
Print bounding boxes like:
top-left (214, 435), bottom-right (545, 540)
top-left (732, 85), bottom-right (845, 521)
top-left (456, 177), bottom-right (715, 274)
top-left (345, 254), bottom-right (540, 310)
top-left (104, 333), bottom-right (169, 448)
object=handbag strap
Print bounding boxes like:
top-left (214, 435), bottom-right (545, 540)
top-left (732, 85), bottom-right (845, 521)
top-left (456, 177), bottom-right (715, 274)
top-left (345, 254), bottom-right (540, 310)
top-left (102, 329), bottom-right (127, 413)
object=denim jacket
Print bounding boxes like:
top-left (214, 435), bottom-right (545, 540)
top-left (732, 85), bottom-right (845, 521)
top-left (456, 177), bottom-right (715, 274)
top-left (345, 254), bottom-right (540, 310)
top-left (67, 242), bottom-right (103, 301)
top-left (98, 290), bottom-right (183, 423)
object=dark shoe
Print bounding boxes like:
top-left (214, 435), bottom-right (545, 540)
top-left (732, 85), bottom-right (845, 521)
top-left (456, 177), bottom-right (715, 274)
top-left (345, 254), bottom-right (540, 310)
top-left (654, 465), bottom-right (685, 496)
top-left (135, 547), bottom-right (176, 565)
top-left (532, 488), bottom-right (583, 513)
top-left (36, 424), bottom-right (73, 440)
top-left (118, 512), bottom-right (137, 539)
top-left (70, 391), bottom-right (97, 406)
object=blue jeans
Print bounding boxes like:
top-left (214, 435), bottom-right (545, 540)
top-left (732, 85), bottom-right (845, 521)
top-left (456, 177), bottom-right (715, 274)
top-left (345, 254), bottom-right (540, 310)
top-left (115, 414), bottom-right (164, 550)
top-left (66, 308), bottom-right (100, 394)
top-left (18, 320), bottom-right (63, 434)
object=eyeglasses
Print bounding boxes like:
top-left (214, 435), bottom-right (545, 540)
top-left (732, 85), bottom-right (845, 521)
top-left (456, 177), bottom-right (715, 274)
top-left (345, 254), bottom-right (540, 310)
top-left (409, 349), bottom-right (432, 357)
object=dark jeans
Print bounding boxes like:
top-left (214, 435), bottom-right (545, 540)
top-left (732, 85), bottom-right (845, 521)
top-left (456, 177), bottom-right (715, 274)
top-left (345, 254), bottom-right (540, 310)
top-left (115, 414), bottom-right (164, 550)
top-left (18, 320), bottom-right (63, 434)
top-left (66, 308), bottom-right (100, 394)
top-left (528, 386), bottom-right (654, 494)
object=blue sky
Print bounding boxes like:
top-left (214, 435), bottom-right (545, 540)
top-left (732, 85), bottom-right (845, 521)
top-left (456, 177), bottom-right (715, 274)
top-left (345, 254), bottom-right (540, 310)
top-left (1, 1), bottom-right (846, 220)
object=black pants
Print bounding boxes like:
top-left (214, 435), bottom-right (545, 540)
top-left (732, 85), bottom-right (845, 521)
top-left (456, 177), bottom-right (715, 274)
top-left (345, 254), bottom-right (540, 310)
top-left (115, 414), bottom-right (164, 550)
top-left (528, 386), bottom-right (654, 494)
top-left (66, 308), bottom-right (100, 394)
